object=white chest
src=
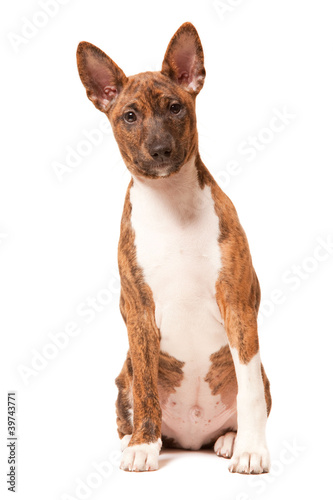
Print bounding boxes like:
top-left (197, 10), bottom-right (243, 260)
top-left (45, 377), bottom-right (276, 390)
top-left (130, 160), bottom-right (226, 361)
top-left (129, 160), bottom-right (234, 449)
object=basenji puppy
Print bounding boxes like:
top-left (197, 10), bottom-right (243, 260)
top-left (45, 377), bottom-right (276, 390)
top-left (77, 22), bottom-right (271, 474)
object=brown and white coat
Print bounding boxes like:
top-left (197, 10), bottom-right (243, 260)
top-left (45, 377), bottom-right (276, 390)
top-left (77, 22), bottom-right (271, 474)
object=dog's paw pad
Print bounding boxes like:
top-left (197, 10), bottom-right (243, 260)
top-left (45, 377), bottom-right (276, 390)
top-left (120, 439), bottom-right (162, 472)
top-left (228, 447), bottom-right (270, 474)
top-left (214, 431), bottom-right (236, 458)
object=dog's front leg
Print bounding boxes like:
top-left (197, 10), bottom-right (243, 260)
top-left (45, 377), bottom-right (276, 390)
top-left (222, 307), bottom-right (270, 474)
top-left (120, 312), bottom-right (162, 472)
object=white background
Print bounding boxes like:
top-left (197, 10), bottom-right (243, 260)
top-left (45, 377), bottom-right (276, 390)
top-left (1, 0), bottom-right (333, 499)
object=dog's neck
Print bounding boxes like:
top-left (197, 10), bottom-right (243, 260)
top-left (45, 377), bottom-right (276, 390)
top-left (132, 155), bottom-right (199, 197)
top-left (131, 155), bottom-right (208, 224)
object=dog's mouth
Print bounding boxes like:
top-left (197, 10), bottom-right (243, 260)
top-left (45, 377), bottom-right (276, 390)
top-left (134, 152), bottom-right (187, 179)
top-left (137, 162), bottom-right (181, 179)
top-left (136, 163), bottom-right (173, 178)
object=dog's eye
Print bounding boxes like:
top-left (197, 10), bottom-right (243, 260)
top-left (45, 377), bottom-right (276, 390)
top-left (170, 103), bottom-right (182, 114)
top-left (124, 111), bottom-right (137, 123)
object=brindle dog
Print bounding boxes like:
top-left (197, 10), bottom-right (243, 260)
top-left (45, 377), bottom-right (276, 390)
top-left (77, 22), bottom-right (271, 474)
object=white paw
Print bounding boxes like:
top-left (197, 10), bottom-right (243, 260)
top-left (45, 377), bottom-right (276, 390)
top-left (214, 431), bottom-right (236, 458)
top-left (120, 439), bottom-right (162, 472)
top-left (120, 434), bottom-right (132, 451)
top-left (229, 444), bottom-right (270, 474)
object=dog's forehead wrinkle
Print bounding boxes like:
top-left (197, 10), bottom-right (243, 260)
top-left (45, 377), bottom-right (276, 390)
top-left (122, 72), bottom-right (183, 102)
top-left (121, 92), bottom-right (173, 114)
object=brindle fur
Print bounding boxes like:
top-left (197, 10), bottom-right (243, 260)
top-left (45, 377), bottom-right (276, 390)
top-left (76, 22), bottom-right (271, 453)
top-left (205, 344), bottom-right (271, 416)
top-left (116, 349), bottom-right (185, 440)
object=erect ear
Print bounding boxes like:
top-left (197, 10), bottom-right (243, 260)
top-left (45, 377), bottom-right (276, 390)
top-left (76, 42), bottom-right (127, 112)
top-left (161, 22), bottom-right (206, 95)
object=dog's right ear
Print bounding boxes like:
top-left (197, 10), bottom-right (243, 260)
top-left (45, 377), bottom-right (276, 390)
top-left (76, 42), bottom-right (127, 113)
top-left (161, 23), bottom-right (205, 95)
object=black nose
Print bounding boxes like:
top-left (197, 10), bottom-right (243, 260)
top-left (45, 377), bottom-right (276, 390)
top-left (148, 143), bottom-right (172, 161)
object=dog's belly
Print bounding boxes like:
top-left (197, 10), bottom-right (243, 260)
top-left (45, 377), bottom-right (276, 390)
top-left (159, 369), bottom-right (237, 450)
top-left (130, 160), bottom-right (237, 449)
top-left (156, 299), bottom-right (237, 450)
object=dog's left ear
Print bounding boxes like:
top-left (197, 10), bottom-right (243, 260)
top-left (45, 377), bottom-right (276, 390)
top-left (161, 22), bottom-right (205, 95)
top-left (76, 42), bottom-right (127, 112)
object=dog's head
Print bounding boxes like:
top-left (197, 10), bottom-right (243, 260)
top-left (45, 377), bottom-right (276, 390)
top-left (76, 23), bottom-right (205, 179)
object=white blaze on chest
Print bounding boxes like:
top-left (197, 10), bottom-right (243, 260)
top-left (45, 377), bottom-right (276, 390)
top-left (130, 158), bottom-right (226, 360)
top-left (130, 158), bottom-right (234, 449)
